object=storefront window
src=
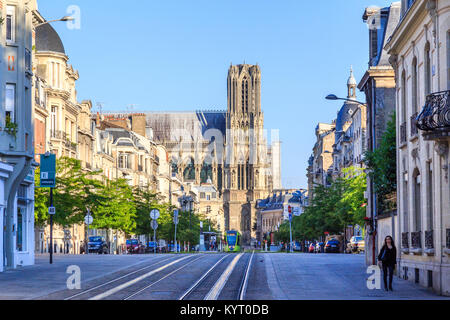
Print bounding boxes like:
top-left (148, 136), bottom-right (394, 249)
top-left (16, 207), bottom-right (25, 252)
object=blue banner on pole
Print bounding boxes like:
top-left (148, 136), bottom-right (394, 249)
top-left (39, 154), bottom-right (56, 188)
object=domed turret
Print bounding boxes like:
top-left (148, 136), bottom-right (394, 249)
top-left (35, 23), bottom-right (66, 54)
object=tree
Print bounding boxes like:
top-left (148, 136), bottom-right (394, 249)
top-left (34, 157), bottom-right (105, 227)
top-left (93, 178), bottom-right (136, 234)
top-left (364, 113), bottom-right (397, 213)
top-left (275, 166), bottom-right (366, 242)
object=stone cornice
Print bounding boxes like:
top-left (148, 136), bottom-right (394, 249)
top-left (385, 0), bottom-right (428, 55)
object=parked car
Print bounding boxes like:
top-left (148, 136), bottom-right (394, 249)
top-left (325, 239), bottom-right (340, 253)
top-left (315, 242), bottom-right (324, 253)
top-left (88, 236), bottom-right (108, 254)
top-left (308, 243), bottom-right (315, 253)
top-left (348, 236), bottom-right (365, 253)
top-left (126, 239), bottom-right (140, 254)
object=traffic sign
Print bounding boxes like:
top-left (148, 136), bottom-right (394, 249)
top-left (84, 215), bottom-right (93, 225)
top-left (40, 153), bottom-right (56, 188)
top-left (48, 206), bottom-right (56, 215)
top-left (151, 219), bottom-right (158, 230)
top-left (150, 209), bottom-right (160, 220)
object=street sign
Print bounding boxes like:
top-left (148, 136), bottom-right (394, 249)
top-left (151, 219), bottom-right (158, 230)
top-left (84, 215), bottom-right (93, 225)
top-left (293, 207), bottom-right (301, 216)
top-left (150, 209), bottom-right (160, 220)
top-left (39, 153), bottom-right (56, 188)
top-left (48, 206), bottom-right (56, 215)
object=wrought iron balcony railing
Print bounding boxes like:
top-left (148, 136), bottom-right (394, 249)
top-left (417, 90), bottom-right (450, 131)
top-left (402, 232), bottom-right (409, 248)
top-left (411, 231), bottom-right (421, 249)
top-left (400, 122), bottom-right (407, 144)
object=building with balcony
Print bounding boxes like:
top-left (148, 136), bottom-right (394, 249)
top-left (385, 0), bottom-right (450, 296)
top-left (0, 0), bottom-right (37, 272)
top-left (306, 122), bottom-right (335, 199)
top-left (358, 2), bottom-right (401, 267)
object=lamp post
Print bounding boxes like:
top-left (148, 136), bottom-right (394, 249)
top-left (34, 16), bottom-right (75, 28)
top-left (325, 94), bottom-right (366, 106)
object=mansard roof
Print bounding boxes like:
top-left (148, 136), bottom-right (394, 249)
top-left (35, 23), bottom-right (66, 54)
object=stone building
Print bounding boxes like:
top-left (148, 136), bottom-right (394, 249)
top-left (358, 2), bottom-right (400, 266)
top-left (109, 64), bottom-right (278, 246)
top-left (256, 189), bottom-right (308, 243)
top-left (384, 0), bottom-right (450, 296)
top-left (0, 0), bottom-right (37, 272)
top-left (331, 68), bottom-right (365, 178)
top-left (307, 122), bottom-right (335, 199)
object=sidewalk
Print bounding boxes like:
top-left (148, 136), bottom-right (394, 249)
top-left (0, 254), bottom-right (162, 300)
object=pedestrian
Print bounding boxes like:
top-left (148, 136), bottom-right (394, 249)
top-left (378, 235), bottom-right (397, 291)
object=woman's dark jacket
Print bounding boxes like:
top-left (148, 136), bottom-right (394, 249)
top-left (378, 245), bottom-right (397, 266)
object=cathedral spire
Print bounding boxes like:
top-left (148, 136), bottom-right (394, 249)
top-left (347, 66), bottom-right (357, 99)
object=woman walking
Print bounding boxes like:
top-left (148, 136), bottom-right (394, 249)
top-left (378, 236), bottom-right (397, 291)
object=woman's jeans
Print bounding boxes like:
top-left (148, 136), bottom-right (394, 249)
top-left (382, 264), bottom-right (394, 289)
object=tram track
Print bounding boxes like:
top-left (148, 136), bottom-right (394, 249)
top-left (64, 255), bottom-right (188, 300)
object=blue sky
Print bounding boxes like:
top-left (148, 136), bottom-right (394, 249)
top-left (38, 0), bottom-right (394, 189)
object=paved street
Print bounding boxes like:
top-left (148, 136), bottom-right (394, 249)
top-left (0, 252), bottom-right (446, 300)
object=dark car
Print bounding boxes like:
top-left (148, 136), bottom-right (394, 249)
top-left (325, 239), bottom-right (340, 253)
top-left (88, 236), bottom-right (108, 254)
top-left (126, 239), bottom-right (140, 254)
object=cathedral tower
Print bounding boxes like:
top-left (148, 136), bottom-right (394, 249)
top-left (224, 64), bottom-right (270, 246)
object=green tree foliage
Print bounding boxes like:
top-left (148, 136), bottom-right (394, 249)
top-left (364, 113), bottom-right (397, 212)
top-left (35, 157), bottom-right (218, 245)
top-left (275, 166), bottom-right (366, 242)
top-left (92, 179), bottom-right (136, 234)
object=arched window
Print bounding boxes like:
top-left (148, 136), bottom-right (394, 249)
top-left (241, 77), bottom-right (249, 113)
top-left (413, 169), bottom-right (421, 232)
top-left (401, 70), bottom-right (407, 124)
top-left (427, 162), bottom-right (433, 230)
top-left (183, 158), bottom-right (195, 181)
top-left (412, 57), bottom-right (418, 114)
top-left (424, 42), bottom-right (432, 96)
top-left (200, 162), bottom-right (212, 184)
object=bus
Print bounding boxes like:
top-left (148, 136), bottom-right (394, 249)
top-left (224, 230), bottom-right (241, 252)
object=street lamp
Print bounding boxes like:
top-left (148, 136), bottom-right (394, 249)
top-left (35, 16), bottom-right (75, 28)
top-left (325, 94), bottom-right (366, 106)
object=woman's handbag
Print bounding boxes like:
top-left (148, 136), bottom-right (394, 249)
top-left (380, 247), bottom-right (387, 263)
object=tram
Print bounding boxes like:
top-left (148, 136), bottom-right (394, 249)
top-left (224, 230), bottom-right (242, 252)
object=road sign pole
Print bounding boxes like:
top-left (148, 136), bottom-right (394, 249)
top-left (50, 188), bottom-right (53, 264)
top-left (154, 228), bottom-right (156, 255)
top-left (289, 219), bottom-right (293, 253)
top-left (174, 222), bottom-right (177, 253)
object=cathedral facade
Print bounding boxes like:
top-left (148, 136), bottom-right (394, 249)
top-left (112, 64), bottom-right (279, 245)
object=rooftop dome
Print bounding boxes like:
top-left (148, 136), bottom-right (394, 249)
top-left (35, 23), bottom-right (65, 54)
top-left (347, 66), bottom-right (357, 86)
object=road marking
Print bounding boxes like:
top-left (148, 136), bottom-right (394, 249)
top-left (239, 251), bottom-right (254, 300)
top-left (124, 255), bottom-right (205, 300)
top-left (178, 254), bottom-right (229, 300)
top-left (204, 253), bottom-right (244, 300)
top-left (64, 256), bottom-right (176, 300)
top-left (89, 256), bottom-right (191, 300)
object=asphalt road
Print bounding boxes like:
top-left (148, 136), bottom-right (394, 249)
top-left (0, 252), bottom-right (447, 300)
